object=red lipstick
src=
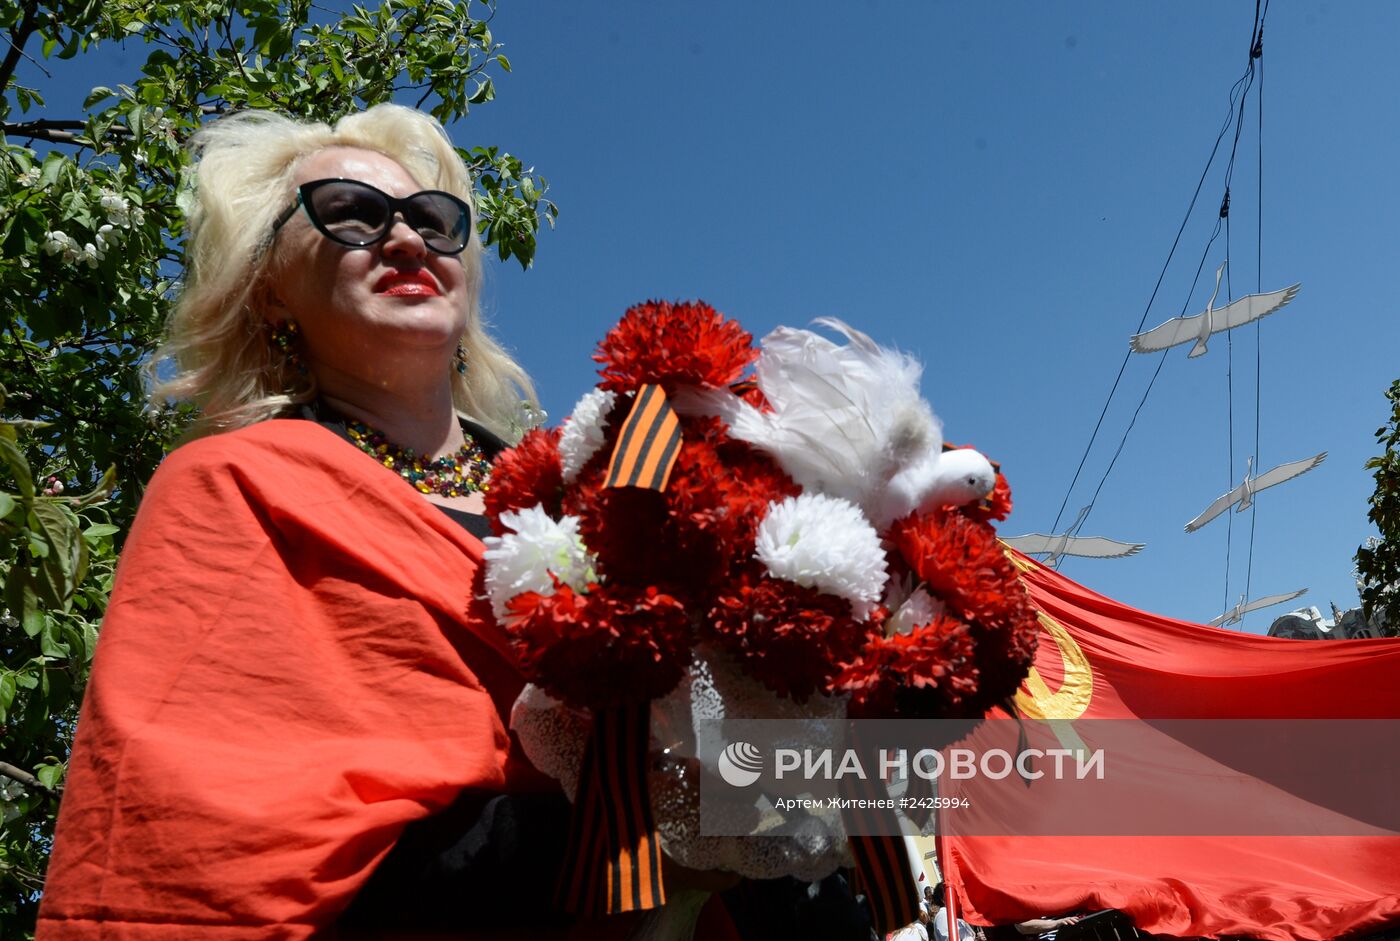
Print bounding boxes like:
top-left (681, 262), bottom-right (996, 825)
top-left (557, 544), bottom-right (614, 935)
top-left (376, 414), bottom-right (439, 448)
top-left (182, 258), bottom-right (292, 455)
top-left (375, 269), bottom-right (440, 297)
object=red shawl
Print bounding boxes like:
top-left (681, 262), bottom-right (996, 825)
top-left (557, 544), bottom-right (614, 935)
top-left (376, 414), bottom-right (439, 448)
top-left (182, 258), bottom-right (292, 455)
top-left (38, 420), bottom-right (551, 939)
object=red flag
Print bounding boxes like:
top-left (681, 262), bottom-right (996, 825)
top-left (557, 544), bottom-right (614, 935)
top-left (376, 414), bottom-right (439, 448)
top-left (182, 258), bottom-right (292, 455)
top-left (945, 551), bottom-right (1400, 941)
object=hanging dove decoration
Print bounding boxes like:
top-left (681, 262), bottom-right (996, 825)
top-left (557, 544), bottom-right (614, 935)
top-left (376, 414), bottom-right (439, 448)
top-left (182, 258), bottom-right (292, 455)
top-left (1184, 452), bottom-right (1327, 533)
top-left (1003, 507), bottom-right (1144, 565)
top-left (1130, 262), bottom-right (1300, 358)
top-left (1208, 588), bottom-right (1308, 628)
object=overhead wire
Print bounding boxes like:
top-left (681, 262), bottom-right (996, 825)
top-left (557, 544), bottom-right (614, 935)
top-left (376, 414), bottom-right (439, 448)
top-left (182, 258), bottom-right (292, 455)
top-left (1048, 63), bottom-right (1257, 539)
top-left (1243, 0), bottom-right (1269, 617)
top-left (1218, 26), bottom-right (1260, 616)
top-left (1051, 27), bottom-right (1264, 548)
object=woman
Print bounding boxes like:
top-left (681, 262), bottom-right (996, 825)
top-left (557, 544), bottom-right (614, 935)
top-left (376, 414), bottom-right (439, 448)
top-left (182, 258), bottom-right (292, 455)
top-left (37, 104), bottom-right (570, 939)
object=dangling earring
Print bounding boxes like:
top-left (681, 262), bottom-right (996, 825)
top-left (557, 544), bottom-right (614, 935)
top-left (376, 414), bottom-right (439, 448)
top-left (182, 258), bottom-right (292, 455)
top-left (270, 319), bottom-right (308, 376)
top-left (454, 342), bottom-right (469, 376)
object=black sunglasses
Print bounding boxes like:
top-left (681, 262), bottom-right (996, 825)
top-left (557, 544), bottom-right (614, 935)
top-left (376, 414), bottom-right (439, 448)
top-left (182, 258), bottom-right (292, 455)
top-left (271, 178), bottom-right (473, 255)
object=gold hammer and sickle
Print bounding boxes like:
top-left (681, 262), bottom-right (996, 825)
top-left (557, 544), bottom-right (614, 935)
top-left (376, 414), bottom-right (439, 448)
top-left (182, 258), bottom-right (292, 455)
top-left (1001, 548), bottom-right (1095, 756)
top-left (1014, 612), bottom-right (1093, 721)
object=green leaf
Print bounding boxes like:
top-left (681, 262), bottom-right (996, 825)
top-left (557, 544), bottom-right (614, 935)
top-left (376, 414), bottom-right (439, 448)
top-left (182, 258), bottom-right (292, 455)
top-left (83, 522), bottom-right (120, 540)
top-left (40, 616), bottom-right (71, 658)
top-left (0, 492), bottom-right (15, 520)
top-left (0, 674), bottom-right (15, 720)
top-left (39, 151), bottom-right (66, 190)
top-left (34, 763), bottom-right (63, 791)
top-left (83, 621), bottom-right (100, 663)
top-left (496, 53), bottom-right (511, 73)
top-left (84, 86), bottom-right (116, 108)
top-left (0, 435), bottom-right (33, 498)
top-left (30, 501), bottom-right (86, 609)
top-left (71, 465), bottom-right (117, 508)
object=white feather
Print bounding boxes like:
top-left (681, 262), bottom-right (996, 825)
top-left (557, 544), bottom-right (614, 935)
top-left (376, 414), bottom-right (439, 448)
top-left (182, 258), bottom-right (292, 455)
top-left (673, 320), bottom-right (994, 526)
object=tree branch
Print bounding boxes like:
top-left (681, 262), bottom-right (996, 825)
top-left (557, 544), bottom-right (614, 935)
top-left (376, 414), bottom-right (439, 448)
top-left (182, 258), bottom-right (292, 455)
top-left (3, 117), bottom-right (133, 145)
top-left (220, 13), bottom-right (252, 88)
top-left (0, 1), bottom-right (41, 93)
top-left (7, 321), bottom-right (45, 385)
top-left (0, 760), bottom-right (59, 794)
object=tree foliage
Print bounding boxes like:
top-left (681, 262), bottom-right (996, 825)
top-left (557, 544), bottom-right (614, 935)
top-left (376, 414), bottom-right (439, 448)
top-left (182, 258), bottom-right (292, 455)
top-left (0, 1), bottom-right (553, 932)
top-left (1356, 378), bottom-right (1400, 637)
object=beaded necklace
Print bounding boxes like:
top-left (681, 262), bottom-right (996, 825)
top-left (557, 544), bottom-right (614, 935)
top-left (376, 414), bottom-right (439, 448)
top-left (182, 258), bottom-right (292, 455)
top-left (346, 419), bottom-right (492, 497)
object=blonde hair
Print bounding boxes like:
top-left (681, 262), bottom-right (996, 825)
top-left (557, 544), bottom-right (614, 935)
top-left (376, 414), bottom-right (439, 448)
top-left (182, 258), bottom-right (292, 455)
top-left (152, 103), bottom-right (536, 441)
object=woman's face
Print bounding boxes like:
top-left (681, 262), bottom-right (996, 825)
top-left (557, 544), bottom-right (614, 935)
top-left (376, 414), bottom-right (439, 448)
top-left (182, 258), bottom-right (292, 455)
top-left (266, 146), bottom-right (471, 383)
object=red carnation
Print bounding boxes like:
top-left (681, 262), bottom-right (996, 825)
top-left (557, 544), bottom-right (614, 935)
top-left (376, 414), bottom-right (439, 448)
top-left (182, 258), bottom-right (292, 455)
top-left (887, 508), bottom-right (1040, 716)
top-left (837, 614), bottom-right (979, 718)
top-left (961, 610), bottom-right (1040, 715)
top-left (573, 417), bottom-right (797, 602)
top-left (893, 508), bottom-right (1029, 630)
top-left (485, 427), bottom-right (564, 534)
top-left (594, 300), bottom-right (757, 392)
top-left (705, 575), bottom-right (879, 703)
top-left (505, 582), bottom-right (693, 711)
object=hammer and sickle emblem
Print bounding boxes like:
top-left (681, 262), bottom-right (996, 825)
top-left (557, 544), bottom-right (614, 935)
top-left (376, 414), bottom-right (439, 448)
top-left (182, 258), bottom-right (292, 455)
top-left (1014, 612), bottom-right (1093, 721)
top-left (1011, 609), bottom-right (1095, 757)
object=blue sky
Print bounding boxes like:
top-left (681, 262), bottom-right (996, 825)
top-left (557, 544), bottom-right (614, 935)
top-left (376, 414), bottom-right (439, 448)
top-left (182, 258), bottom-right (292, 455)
top-left (460, 1), bottom-right (1400, 632)
top-left (31, 2), bottom-right (1400, 632)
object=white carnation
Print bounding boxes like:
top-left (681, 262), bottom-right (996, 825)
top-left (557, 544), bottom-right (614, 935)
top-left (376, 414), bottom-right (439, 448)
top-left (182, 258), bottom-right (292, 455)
top-left (754, 493), bottom-right (888, 619)
top-left (885, 585), bottom-right (943, 636)
top-left (558, 388), bottom-right (616, 483)
top-left (482, 505), bottom-right (597, 622)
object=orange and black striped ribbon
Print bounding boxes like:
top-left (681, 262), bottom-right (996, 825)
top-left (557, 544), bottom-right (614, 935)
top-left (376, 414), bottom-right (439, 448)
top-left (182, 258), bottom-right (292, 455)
top-left (603, 384), bottom-right (682, 491)
top-left (556, 703), bottom-right (667, 916)
top-left (837, 733), bottom-right (920, 933)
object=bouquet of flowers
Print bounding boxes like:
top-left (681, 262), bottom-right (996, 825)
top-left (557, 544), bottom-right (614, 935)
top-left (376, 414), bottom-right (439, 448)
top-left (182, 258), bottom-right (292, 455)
top-left (483, 301), bottom-right (1037, 930)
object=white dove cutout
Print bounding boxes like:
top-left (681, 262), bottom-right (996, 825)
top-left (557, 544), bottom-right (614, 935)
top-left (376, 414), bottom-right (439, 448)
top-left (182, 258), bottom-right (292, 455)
top-left (671, 318), bottom-right (995, 528)
top-left (1130, 262), bottom-right (1300, 358)
top-left (1003, 508), bottom-right (1144, 565)
top-left (1208, 588), bottom-right (1308, 628)
top-left (1184, 451), bottom-right (1327, 533)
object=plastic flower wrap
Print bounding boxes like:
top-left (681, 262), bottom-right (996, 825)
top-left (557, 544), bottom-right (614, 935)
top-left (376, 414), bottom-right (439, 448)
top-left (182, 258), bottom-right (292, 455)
top-left (484, 300), bottom-right (1037, 922)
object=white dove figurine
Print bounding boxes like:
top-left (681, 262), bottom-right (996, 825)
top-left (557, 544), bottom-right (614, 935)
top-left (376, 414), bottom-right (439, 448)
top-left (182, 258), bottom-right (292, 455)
top-left (1130, 261), bottom-right (1300, 359)
top-left (874, 446), bottom-right (997, 525)
top-left (1208, 589), bottom-right (1308, 628)
top-left (1184, 451), bottom-right (1327, 533)
top-left (1002, 508), bottom-right (1144, 565)
top-left (672, 318), bottom-right (994, 526)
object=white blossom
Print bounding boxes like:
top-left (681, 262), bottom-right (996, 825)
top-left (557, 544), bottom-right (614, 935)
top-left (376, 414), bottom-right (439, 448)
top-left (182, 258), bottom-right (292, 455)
top-left (43, 230), bottom-right (88, 265)
top-left (99, 189), bottom-right (135, 228)
top-left (43, 231), bottom-right (75, 256)
top-left (754, 493), bottom-right (888, 619)
top-left (16, 167), bottom-right (41, 187)
top-left (94, 223), bottom-right (118, 255)
top-left (558, 388), bottom-right (617, 483)
top-left (482, 505), bottom-right (597, 622)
